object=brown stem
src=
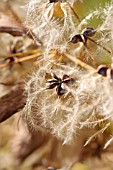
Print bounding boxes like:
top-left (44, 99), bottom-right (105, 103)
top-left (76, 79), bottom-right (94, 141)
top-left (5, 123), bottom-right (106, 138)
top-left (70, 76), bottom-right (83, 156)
top-left (15, 53), bottom-right (42, 63)
top-left (0, 82), bottom-right (26, 123)
top-left (0, 52), bottom-right (42, 69)
top-left (0, 26), bottom-right (33, 39)
top-left (0, 26), bottom-right (26, 36)
top-left (65, 1), bottom-right (81, 23)
top-left (0, 49), bottom-right (42, 59)
top-left (88, 37), bottom-right (112, 55)
top-left (64, 52), bottom-right (96, 71)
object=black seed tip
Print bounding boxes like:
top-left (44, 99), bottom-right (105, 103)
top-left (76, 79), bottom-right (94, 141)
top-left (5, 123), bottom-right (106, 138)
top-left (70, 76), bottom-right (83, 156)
top-left (50, 0), bottom-right (56, 3)
top-left (56, 85), bottom-right (66, 96)
top-left (47, 82), bottom-right (59, 89)
top-left (49, 0), bottom-right (61, 3)
top-left (83, 27), bottom-right (96, 37)
top-left (70, 34), bottom-right (83, 44)
top-left (97, 65), bottom-right (108, 77)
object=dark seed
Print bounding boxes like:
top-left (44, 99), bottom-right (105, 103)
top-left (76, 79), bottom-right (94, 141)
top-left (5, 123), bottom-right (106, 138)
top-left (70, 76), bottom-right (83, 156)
top-left (70, 34), bottom-right (83, 44)
top-left (51, 73), bottom-right (61, 81)
top-left (48, 82), bottom-right (59, 89)
top-left (56, 84), bottom-right (66, 96)
top-left (49, 0), bottom-right (61, 3)
top-left (50, 0), bottom-right (56, 3)
top-left (83, 27), bottom-right (96, 37)
top-left (47, 79), bottom-right (58, 83)
top-left (97, 65), bottom-right (108, 77)
top-left (62, 75), bottom-right (74, 83)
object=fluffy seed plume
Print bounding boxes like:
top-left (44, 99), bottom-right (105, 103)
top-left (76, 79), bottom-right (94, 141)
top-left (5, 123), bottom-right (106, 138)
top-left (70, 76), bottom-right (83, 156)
top-left (25, 0), bottom-right (78, 54)
top-left (23, 57), bottom-right (113, 144)
top-left (23, 0), bottom-right (113, 146)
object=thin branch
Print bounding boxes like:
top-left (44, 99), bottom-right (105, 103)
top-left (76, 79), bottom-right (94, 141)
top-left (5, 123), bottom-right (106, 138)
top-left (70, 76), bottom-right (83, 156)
top-left (88, 37), bottom-right (112, 55)
top-left (64, 52), bottom-right (96, 71)
top-left (0, 82), bottom-right (26, 123)
top-left (15, 53), bottom-right (42, 63)
top-left (0, 52), bottom-right (42, 69)
top-left (0, 26), bottom-right (26, 36)
top-left (65, 1), bottom-right (81, 23)
top-left (0, 49), bottom-right (42, 59)
top-left (0, 82), bottom-right (15, 86)
top-left (0, 26), bottom-right (33, 39)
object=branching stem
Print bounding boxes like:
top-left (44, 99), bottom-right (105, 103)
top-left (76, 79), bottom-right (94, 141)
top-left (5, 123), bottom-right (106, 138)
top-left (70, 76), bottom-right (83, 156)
top-left (64, 52), bottom-right (96, 71)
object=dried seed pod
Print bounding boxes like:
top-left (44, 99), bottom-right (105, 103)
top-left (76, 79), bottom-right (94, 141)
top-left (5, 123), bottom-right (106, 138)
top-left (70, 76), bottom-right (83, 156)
top-left (82, 27), bottom-right (96, 37)
top-left (47, 73), bottom-right (74, 96)
top-left (97, 65), bottom-right (109, 77)
top-left (56, 84), bottom-right (66, 96)
top-left (49, 0), bottom-right (62, 3)
top-left (70, 27), bottom-right (96, 45)
top-left (62, 74), bottom-right (74, 84)
top-left (70, 34), bottom-right (83, 44)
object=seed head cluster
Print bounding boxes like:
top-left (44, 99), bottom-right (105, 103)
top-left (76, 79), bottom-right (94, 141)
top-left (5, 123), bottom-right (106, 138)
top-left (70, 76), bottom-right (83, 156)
top-left (23, 0), bottom-right (113, 144)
